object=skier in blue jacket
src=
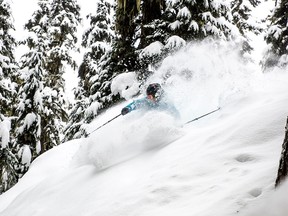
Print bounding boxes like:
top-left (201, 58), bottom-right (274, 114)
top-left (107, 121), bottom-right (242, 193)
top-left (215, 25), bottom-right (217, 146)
top-left (121, 83), bottom-right (180, 119)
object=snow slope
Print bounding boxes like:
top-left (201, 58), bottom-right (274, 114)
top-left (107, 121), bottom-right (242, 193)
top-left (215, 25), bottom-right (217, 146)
top-left (1, 41), bottom-right (288, 216)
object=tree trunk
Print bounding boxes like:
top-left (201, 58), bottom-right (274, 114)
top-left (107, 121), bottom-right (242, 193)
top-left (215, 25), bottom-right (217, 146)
top-left (275, 116), bottom-right (288, 187)
top-left (140, 0), bottom-right (165, 48)
top-left (142, 0), bottom-right (164, 24)
top-left (116, 0), bottom-right (139, 40)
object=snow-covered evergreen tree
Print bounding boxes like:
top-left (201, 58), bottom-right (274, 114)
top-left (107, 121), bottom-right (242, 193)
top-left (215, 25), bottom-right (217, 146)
top-left (0, 115), bottom-right (19, 194)
top-left (16, 0), bottom-right (81, 170)
top-left (65, 0), bottom-right (115, 140)
top-left (15, 0), bottom-right (51, 171)
top-left (263, 0), bottom-right (288, 69)
top-left (111, 0), bottom-right (141, 72)
top-left (231, 0), bottom-right (262, 35)
top-left (46, 0), bottom-right (81, 89)
top-left (0, 0), bottom-right (19, 194)
top-left (45, 0), bottom-right (81, 132)
top-left (136, 0), bottom-right (168, 74)
top-left (231, 0), bottom-right (262, 53)
top-left (139, 0), bottom-right (166, 48)
top-left (138, 0), bottom-right (244, 72)
top-left (63, 84), bottom-right (89, 140)
top-left (0, 0), bottom-right (18, 117)
top-left (16, 50), bottom-right (45, 167)
top-left (164, 0), bottom-right (237, 41)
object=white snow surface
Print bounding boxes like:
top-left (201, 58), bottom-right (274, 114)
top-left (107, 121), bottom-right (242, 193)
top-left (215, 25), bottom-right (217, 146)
top-left (3, 1), bottom-right (288, 216)
top-left (1, 40), bottom-right (288, 216)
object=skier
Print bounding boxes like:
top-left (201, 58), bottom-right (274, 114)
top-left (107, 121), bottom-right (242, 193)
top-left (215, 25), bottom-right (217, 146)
top-left (121, 83), bottom-right (180, 118)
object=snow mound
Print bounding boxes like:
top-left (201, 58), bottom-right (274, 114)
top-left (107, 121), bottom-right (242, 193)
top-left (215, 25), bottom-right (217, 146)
top-left (72, 111), bottom-right (184, 171)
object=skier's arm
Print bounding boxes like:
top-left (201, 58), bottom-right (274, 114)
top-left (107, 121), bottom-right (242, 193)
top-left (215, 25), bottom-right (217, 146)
top-left (121, 98), bottom-right (147, 115)
top-left (121, 101), bottom-right (135, 115)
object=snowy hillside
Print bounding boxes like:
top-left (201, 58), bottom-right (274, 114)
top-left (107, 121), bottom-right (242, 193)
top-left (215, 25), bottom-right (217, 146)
top-left (0, 41), bottom-right (288, 216)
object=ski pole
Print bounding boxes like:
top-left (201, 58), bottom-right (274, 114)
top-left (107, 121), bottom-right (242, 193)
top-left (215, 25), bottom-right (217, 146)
top-left (87, 113), bottom-right (121, 136)
top-left (185, 107), bottom-right (220, 124)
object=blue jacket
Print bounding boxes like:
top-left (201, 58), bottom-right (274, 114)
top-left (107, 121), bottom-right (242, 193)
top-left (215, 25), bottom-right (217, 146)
top-left (123, 96), bottom-right (180, 118)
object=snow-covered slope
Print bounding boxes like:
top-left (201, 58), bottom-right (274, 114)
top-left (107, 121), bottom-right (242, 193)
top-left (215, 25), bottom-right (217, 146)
top-left (1, 41), bottom-right (288, 216)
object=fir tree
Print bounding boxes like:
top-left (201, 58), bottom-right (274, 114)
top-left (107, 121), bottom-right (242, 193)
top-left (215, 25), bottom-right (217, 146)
top-left (16, 50), bottom-right (45, 165)
top-left (16, 0), bottom-right (81, 171)
top-left (63, 84), bottom-right (89, 140)
top-left (138, 0), bottom-right (244, 72)
top-left (47, 0), bottom-right (81, 88)
top-left (0, 0), bottom-right (18, 117)
top-left (231, 0), bottom-right (262, 35)
top-left (231, 0), bottom-right (262, 54)
top-left (15, 0), bottom-right (51, 171)
top-left (111, 0), bottom-right (141, 72)
top-left (139, 0), bottom-right (166, 49)
top-left (163, 0), bottom-right (236, 41)
top-left (41, 0), bottom-right (81, 142)
top-left (0, 0), bottom-right (20, 194)
top-left (65, 0), bottom-right (115, 140)
top-left (137, 0), bottom-right (169, 73)
top-left (263, 0), bottom-right (288, 69)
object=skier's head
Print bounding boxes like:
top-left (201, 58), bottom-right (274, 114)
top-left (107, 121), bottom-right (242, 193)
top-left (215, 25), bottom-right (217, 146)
top-left (146, 83), bottom-right (163, 102)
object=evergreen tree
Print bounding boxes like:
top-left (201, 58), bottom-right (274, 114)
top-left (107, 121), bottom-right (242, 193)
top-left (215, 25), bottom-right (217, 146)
top-left (231, 0), bottom-right (262, 54)
top-left (231, 0), bottom-right (261, 35)
top-left (15, 0), bottom-right (51, 171)
top-left (163, 0), bottom-right (236, 41)
top-left (0, 0), bottom-right (19, 194)
top-left (140, 0), bottom-right (166, 49)
top-left (42, 0), bottom-right (81, 142)
top-left (63, 84), bottom-right (89, 140)
top-left (16, 0), bottom-right (81, 170)
top-left (263, 0), bottom-right (288, 69)
top-left (47, 0), bottom-right (81, 89)
top-left (137, 0), bottom-right (169, 73)
top-left (65, 0), bottom-right (115, 140)
top-left (0, 0), bottom-right (18, 117)
top-left (138, 0), bottom-right (245, 72)
top-left (16, 50), bottom-right (46, 166)
top-left (111, 0), bottom-right (141, 72)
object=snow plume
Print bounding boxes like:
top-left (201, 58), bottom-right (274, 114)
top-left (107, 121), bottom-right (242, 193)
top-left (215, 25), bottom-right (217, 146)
top-left (72, 111), bottom-right (184, 171)
top-left (146, 40), bottom-right (260, 122)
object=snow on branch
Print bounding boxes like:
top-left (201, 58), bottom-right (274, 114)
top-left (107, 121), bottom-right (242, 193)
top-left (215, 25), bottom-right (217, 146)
top-left (169, 20), bottom-right (182, 31)
top-left (165, 35), bottom-right (186, 50)
top-left (177, 7), bottom-right (191, 20)
top-left (140, 41), bottom-right (164, 58)
top-left (17, 113), bottom-right (37, 134)
top-left (0, 118), bottom-right (11, 148)
top-left (85, 101), bottom-right (102, 118)
top-left (188, 20), bottom-right (199, 31)
top-left (111, 72), bottom-right (140, 100)
top-left (267, 25), bottom-right (283, 40)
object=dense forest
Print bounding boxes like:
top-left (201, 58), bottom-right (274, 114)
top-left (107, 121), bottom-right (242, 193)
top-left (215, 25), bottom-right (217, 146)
top-left (0, 0), bottom-right (288, 194)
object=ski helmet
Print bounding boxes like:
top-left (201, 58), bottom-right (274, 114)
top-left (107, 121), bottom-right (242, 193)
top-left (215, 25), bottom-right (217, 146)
top-left (146, 83), bottom-right (163, 101)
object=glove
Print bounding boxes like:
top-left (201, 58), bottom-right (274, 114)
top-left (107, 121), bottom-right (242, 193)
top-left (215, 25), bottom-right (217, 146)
top-left (121, 107), bottom-right (130, 115)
